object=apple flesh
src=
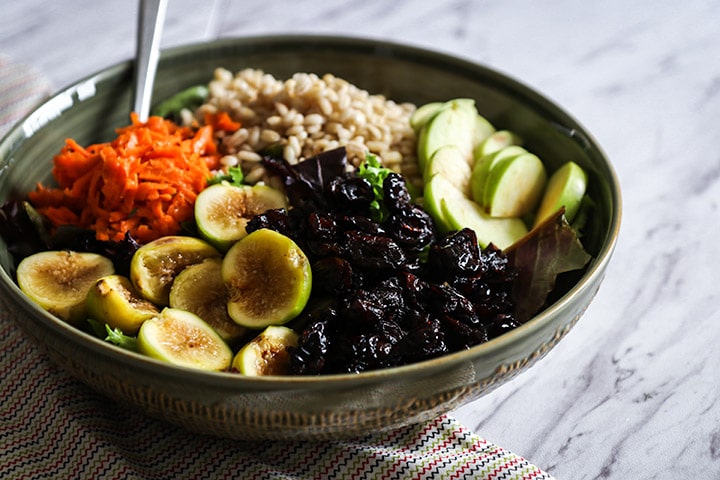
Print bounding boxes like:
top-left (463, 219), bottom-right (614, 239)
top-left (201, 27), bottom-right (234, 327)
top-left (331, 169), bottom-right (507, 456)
top-left (534, 161), bottom-right (588, 226)
top-left (483, 152), bottom-right (547, 218)
top-left (471, 145), bottom-right (528, 205)
top-left (472, 130), bottom-right (523, 162)
top-left (409, 101), bottom-right (444, 132)
top-left (416, 98), bottom-right (588, 252)
top-left (473, 114), bottom-right (496, 147)
top-left (441, 196), bottom-right (527, 250)
top-left (425, 144), bottom-right (473, 196)
top-left (424, 173), bottom-right (527, 248)
top-left (417, 98), bottom-right (478, 169)
top-left (423, 173), bottom-right (460, 233)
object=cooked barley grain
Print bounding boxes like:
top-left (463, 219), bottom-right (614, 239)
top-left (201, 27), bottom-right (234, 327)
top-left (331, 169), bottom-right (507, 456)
top-left (195, 68), bottom-right (419, 186)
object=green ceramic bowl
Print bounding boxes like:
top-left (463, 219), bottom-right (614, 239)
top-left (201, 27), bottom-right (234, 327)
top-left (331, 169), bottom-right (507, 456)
top-left (0, 35), bottom-right (621, 440)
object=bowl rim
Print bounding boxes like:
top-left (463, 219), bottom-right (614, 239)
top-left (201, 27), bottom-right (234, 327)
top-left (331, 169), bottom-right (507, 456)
top-left (0, 34), bottom-right (622, 389)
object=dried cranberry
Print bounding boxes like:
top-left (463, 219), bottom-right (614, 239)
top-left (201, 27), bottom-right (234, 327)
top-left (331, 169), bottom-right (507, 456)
top-left (312, 257), bottom-right (354, 294)
top-left (427, 228), bottom-right (481, 279)
top-left (400, 311), bottom-right (448, 361)
top-left (442, 315), bottom-right (488, 350)
top-left (341, 232), bottom-right (406, 270)
top-left (261, 149), bottom-right (520, 375)
top-left (384, 204), bottom-right (435, 250)
top-left (289, 319), bottom-right (331, 375)
top-left (245, 208), bottom-right (294, 236)
top-left (339, 214), bottom-right (385, 236)
top-left (329, 176), bottom-right (374, 210)
top-left (428, 282), bottom-right (480, 327)
top-left (383, 172), bottom-right (411, 211)
top-left (486, 314), bottom-right (521, 340)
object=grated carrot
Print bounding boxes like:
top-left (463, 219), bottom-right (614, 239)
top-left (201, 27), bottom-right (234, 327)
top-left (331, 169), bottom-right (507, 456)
top-left (204, 111), bottom-right (241, 132)
top-left (28, 113), bottom-right (240, 244)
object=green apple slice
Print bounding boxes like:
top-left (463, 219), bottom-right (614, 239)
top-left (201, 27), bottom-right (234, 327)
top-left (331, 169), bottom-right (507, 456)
top-left (222, 228), bottom-right (312, 329)
top-left (412, 99), bottom-right (494, 149)
top-left (423, 174), bottom-right (463, 233)
top-left (232, 325), bottom-right (299, 376)
top-left (424, 144), bottom-right (473, 196)
top-left (441, 196), bottom-right (528, 250)
top-left (424, 173), bottom-right (527, 248)
top-left (472, 130), bottom-right (523, 163)
top-left (417, 98), bottom-right (478, 169)
top-left (534, 161), bottom-right (588, 227)
top-left (470, 145), bottom-right (528, 204)
top-left (473, 114), bottom-right (496, 147)
top-left (483, 152), bottom-right (547, 218)
top-left (137, 308), bottom-right (233, 371)
top-left (409, 101), bottom-right (444, 132)
top-left (195, 183), bottom-right (287, 252)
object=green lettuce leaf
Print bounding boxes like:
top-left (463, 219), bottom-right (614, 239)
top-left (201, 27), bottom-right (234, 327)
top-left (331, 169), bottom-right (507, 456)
top-left (104, 325), bottom-right (139, 352)
top-left (208, 166), bottom-right (244, 187)
top-left (87, 318), bottom-right (138, 352)
top-left (357, 152), bottom-right (392, 222)
top-left (151, 85), bottom-right (209, 122)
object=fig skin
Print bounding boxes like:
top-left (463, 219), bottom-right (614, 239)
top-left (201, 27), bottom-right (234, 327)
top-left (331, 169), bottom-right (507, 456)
top-left (16, 250), bottom-right (115, 325)
top-left (130, 235), bottom-right (221, 306)
top-left (137, 308), bottom-right (233, 371)
top-left (221, 228), bottom-right (312, 329)
top-left (232, 325), bottom-right (299, 376)
top-left (169, 258), bottom-right (246, 344)
top-left (86, 274), bottom-right (159, 335)
top-left (194, 183), bottom-right (288, 252)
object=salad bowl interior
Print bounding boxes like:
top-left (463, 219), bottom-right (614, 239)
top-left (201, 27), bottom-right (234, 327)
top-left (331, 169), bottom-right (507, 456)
top-left (0, 35), bottom-right (620, 440)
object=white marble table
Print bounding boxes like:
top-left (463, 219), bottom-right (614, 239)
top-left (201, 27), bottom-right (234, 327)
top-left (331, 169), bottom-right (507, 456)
top-left (3, 0), bottom-right (719, 478)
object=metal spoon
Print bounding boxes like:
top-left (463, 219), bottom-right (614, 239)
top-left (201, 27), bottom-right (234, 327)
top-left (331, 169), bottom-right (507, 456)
top-left (132, 0), bottom-right (168, 122)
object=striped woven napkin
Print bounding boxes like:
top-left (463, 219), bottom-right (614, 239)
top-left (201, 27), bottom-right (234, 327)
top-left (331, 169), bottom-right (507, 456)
top-left (0, 58), bottom-right (554, 480)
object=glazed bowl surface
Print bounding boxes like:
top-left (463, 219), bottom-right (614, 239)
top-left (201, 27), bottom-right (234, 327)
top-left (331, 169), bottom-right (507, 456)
top-left (0, 35), bottom-right (621, 440)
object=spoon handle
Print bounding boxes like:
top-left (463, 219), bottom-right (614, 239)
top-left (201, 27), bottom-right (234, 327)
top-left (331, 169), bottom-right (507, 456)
top-left (133, 0), bottom-right (168, 122)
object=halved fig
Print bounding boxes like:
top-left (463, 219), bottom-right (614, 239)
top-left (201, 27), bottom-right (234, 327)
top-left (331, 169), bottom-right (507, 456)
top-left (169, 258), bottom-right (247, 344)
top-left (137, 307), bottom-right (233, 371)
top-left (130, 236), bottom-right (220, 306)
top-left (222, 228), bottom-right (312, 329)
top-left (85, 274), bottom-right (159, 335)
top-left (232, 325), bottom-right (299, 376)
top-left (16, 250), bottom-right (115, 325)
top-left (194, 183), bottom-right (287, 251)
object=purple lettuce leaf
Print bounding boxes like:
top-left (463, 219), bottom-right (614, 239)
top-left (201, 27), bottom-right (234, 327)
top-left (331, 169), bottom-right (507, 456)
top-left (505, 209), bottom-right (592, 323)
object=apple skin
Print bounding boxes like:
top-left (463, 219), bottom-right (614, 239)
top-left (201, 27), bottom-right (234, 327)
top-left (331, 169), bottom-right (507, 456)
top-left (425, 144), bottom-right (473, 197)
top-left (470, 145), bottom-right (527, 205)
top-left (533, 161), bottom-right (588, 227)
top-left (441, 196), bottom-right (528, 250)
top-left (424, 173), bottom-right (528, 249)
top-left (409, 101), bottom-right (444, 132)
top-left (417, 99), bottom-right (478, 169)
top-left (482, 152), bottom-right (547, 218)
top-left (472, 129), bottom-right (523, 162)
